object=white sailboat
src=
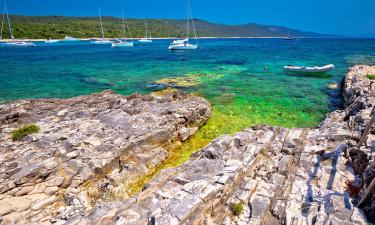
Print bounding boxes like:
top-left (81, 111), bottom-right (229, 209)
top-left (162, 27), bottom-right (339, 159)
top-left (63, 36), bottom-right (80, 42)
top-left (112, 10), bottom-right (134, 47)
top-left (1, 1), bottom-right (35, 47)
top-left (169, 0), bottom-right (198, 50)
top-left (138, 20), bottom-right (152, 43)
top-left (91, 6), bottom-right (112, 45)
top-left (45, 38), bottom-right (60, 43)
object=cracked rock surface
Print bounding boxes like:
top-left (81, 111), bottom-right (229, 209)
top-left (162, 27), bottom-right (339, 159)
top-left (66, 66), bottom-right (375, 225)
top-left (0, 90), bottom-right (211, 224)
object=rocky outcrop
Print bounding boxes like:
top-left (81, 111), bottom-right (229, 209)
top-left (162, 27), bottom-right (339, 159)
top-left (0, 90), bottom-right (211, 224)
top-left (66, 66), bottom-right (375, 225)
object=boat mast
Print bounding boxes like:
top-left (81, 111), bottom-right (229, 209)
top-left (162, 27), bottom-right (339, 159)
top-left (144, 20), bottom-right (147, 39)
top-left (124, 12), bottom-right (132, 39)
top-left (121, 10), bottom-right (126, 38)
top-left (0, 2), bottom-right (5, 39)
top-left (188, 0), bottom-right (198, 44)
top-left (186, 0), bottom-right (190, 39)
top-left (4, 1), bottom-right (14, 41)
top-left (98, 6), bottom-right (105, 39)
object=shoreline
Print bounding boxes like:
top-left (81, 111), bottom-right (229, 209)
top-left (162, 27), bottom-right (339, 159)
top-left (0, 65), bottom-right (374, 224)
top-left (0, 36), bottom-right (368, 42)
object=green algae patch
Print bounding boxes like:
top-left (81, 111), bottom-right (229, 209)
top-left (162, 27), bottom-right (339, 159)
top-left (367, 75), bottom-right (375, 80)
top-left (12, 124), bottom-right (40, 141)
top-left (126, 92), bottom-right (325, 195)
top-left (231, 202), bottom-right (245, 216)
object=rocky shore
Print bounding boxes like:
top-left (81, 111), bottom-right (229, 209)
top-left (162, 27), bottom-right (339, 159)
top-left (66, 65), bottom-right (374, 225)
top-left (0, 91), bottom-right (211, 224)
top-left (0, 65), bottom-right (375, 225)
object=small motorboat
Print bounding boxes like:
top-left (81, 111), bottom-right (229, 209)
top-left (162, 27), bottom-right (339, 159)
top-left (112, 40), bottom-right (134, 47)
top-left (168, 38), bottom-right (198, 50)
top-left (284, 64), bottom-right (335, 74)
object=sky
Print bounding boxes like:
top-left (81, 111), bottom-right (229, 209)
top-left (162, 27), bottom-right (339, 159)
top-left (2, 0), bottom-right (375, 35)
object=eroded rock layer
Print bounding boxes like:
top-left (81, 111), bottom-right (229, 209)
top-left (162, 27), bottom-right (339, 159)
top-left (67, 65), bottom-right (375, 225)
top-left (0, 91), bottom-right (211, 224)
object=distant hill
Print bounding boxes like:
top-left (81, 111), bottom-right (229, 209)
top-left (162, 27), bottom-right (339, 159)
top-left (0, 15), bottom-right (331, 39)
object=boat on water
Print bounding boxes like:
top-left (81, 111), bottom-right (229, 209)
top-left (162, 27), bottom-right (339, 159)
top-left (0, 1), bottom-right (35, 47)
top-left (169, 0), bottom-right (198, 50)
top-left (63, 36), bottom-right (80, 42)
top-left (169, 38), bottom-right (198, 50)
top-left (112, 39), bottom-right (133, 47)
top-left (112, 10), bottom-right (134, 48)
top-left (45, 38), bottom-right (60, 43)
top-left (91, 6), bottom-right (112, 45)
top-left (283, 32), bottom-right (295, 40)
top-left (284, 64), bottom-right (335, 74)
top-left (138, 20), bottom-right (152, 43)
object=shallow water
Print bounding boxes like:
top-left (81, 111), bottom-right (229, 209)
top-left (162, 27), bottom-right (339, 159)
top-left (1, 38), bottom-right (375, 149)
top-left (2, 38), bottom-right (375, 191)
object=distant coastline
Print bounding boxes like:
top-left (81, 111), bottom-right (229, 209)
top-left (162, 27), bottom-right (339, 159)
top-left (0, 15), bottom-right (340, 40)
top-left (0, 37), bottom-right (366, 42)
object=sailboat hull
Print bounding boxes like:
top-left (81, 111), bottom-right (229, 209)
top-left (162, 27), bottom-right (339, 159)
top-left (1, 41), bottom-right (36, 47)
top-left (169, 44), bottom-right (198, 50)
top-left (90, 40), bottom-right (112, 45)
top-left (138, 39), bottom-right (152, 43)
top-left (112, 41), bottom-right (134, 47)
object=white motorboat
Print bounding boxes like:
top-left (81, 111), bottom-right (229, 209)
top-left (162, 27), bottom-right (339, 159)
top-left (91, 6), bottom-right (112, 45)
top-left (284, 64), bottom-right (335, 73)
top-left (169, 0), bottom-right (198, 50)
top-left (168, 38), bottom-right (198, 50)
top-left (63, 36), bottom-right (80, 42)
top-left (45, 39), bottom-right (60, 43)
top-left (112, 40), bottom-right (133, 47)
top-left (0, 1), bottom-right (35, 47)
top-left (138, 20), bottom-right (152, 43)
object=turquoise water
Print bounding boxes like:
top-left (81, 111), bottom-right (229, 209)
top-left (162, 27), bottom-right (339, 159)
top-left (3, 38), bottom-right (375, 192)
top-left (1, 38), bottom-right (375, 131)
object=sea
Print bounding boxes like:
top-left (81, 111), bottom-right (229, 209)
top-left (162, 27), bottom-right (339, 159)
top-left (1, 38), bottom-right (375, 163)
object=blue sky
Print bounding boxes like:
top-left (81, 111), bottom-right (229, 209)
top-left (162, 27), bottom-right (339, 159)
top-left (2, 0), bottom-right (375, 35)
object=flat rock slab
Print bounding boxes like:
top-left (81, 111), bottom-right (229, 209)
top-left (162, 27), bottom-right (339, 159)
top-left (0, 90), bottom-right (211, 224)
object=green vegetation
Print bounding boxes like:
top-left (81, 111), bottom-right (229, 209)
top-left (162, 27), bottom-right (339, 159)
top-left (367, 75), bottom-right (375, 80)
top-left (11, 124), bottom-right (40, 141)
top-left (0, 15), bottom-right (325, 39)
top-left (231, 202), bottom-right (245, 216)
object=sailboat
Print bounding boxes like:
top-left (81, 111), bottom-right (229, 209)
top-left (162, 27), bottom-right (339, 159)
top-left (283, 32), bottom-right (295, 40)
top-left (138, 20), bottom-right (152, 43)
top-left (91, 6), bottom-right (112, 45)
top-left (0, 1), bottom-right (35, 47)
top-left (63, 36), bottom-right (80, 42)
top-left (169, 0), bottom-right (198, 50)
top-left (112, 10), bottom-right (134, 47)
top-left (45, 38), bottom-right (60, 44)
